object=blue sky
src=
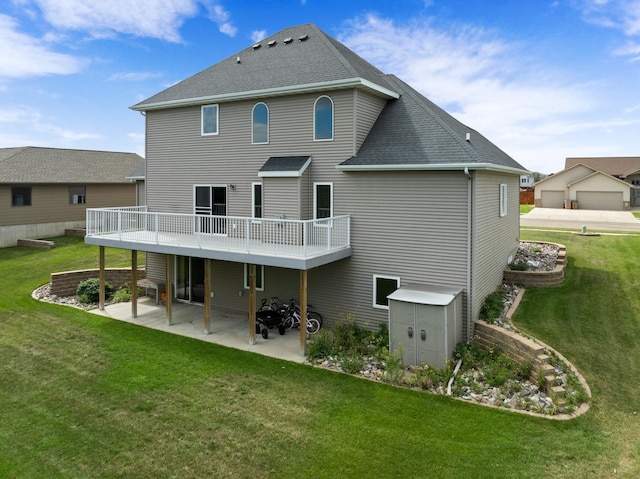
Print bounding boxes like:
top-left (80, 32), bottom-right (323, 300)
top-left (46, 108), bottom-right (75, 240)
top-left (1, 0), bottom-right (640, 174)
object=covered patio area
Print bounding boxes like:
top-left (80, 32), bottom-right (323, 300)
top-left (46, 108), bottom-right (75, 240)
top-left (90, 297), bottom-right (306, 363)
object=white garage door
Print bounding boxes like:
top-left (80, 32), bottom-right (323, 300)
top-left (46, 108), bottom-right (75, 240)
top-left (540, 190), bottom-right (565, 208)
top-left (576, 191), bottom-right (623, 211)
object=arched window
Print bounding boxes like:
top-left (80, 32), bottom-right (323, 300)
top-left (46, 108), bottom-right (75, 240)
top-left (314, 96), bottom-right (333, 141)
top-left (252, 103), bottom-right (269, 144)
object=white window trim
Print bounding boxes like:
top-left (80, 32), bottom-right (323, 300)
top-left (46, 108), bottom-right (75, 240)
top-left (373, 274), bottom-right (401, 310)
top-left (313, 95), bottom-right (334, 142)
top-left (313, 182), bottom-right (333, 226)
top-left (244, 264), bottom-right (265, 291)
top-left (251, 102), bottom-right (269, 144)
top-left (201, 104), bottom-right (219, 136)
top-left (251, 182), bottom-right (263, 222)
top-left (499, 183), bottom-right (508, 217)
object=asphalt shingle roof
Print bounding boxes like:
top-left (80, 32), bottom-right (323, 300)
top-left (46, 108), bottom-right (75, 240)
top-left (0, 147), bottom-right (145, 184)
top-left (340, 75), bottom-right (524, 170)
top-left (132, 24), bottom-right (397, 109)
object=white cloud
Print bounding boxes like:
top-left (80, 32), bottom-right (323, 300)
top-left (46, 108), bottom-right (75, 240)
top-left (0, 14), bottom-right (85, 78)
top-left (20, 0), bottom-right (237, 42)
top-left (207, 3), bottom-right (237, 37)
top-left (339, 15), bottom-right (596, 172)
top-left (574, 0), bottom-right (640, 36)
top-left (109, 71), bottom-right (162, 81)
top-left (251, 30), bottom-right (267, 43)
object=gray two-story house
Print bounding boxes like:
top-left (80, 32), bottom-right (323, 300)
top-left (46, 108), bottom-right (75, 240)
top-left (86, 23), bottom-right (527, 365)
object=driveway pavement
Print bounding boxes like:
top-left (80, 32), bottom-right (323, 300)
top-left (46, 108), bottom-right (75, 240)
top-left (520, 208), bottom-right (640, 232)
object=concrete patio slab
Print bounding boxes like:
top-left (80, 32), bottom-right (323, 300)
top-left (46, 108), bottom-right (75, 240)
top-left (89, 298), bottom-right (306, 364)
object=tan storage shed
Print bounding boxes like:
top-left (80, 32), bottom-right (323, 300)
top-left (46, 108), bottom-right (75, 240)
top-left (388, 284), bottom-right (463, 368)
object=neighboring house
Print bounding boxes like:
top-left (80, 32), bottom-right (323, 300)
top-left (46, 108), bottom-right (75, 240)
top-left (85, 24), bottom-right (527, 366)
top-left (534, 157), bottom-right (640, 210)
top-left (0, 146), bottom-right (144, 248)
top-left (520, 175), bottom-right (534, 188)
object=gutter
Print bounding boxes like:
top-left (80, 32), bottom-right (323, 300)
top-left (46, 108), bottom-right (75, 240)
top-left (336, 162), bottom-right (527, 176)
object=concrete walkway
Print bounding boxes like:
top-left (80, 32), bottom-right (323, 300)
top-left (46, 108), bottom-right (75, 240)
top-left (90, 298), bottom-right (306, 363)
top-left (520, 208), bottom-right (640, 232)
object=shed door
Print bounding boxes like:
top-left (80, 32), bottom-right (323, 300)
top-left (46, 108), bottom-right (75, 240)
top-left (389, 300), bottom-right (417, 365)
top-left (576, 191), bottom-right (623, 211)
top-left (540, 190), bottom-right (565, 208)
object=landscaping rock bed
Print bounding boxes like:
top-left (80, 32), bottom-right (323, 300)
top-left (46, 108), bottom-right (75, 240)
top-left (311, 241), bottom-right (590, 417)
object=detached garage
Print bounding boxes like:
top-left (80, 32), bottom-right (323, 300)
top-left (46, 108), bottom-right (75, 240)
top-left (535, 163), bottom-right (631, 211)
top-left (568, 172), bottom-right (630, 211)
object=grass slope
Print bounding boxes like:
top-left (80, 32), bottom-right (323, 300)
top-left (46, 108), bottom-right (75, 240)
top-left (0, 236), bottom-right (637, 478)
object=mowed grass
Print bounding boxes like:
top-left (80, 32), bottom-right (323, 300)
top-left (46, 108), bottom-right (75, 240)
top-left (0, 235), bottom-right (638, 478)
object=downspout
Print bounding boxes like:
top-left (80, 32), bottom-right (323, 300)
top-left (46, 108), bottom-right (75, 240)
top-left (464, 167), bottom-right (473, 342)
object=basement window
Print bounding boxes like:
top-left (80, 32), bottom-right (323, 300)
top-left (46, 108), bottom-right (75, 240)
top-left (373, 274), bottom-right (400, 309)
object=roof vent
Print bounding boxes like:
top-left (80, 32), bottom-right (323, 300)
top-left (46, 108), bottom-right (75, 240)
top-left (283, 37), bottom-right (293, 44)
top-left (252, 43), bottom-right (261, 50)
top-left (236, 56), bottom-right (241, 64)
top-left (267, 40), bottom-right (277, 47)
top-left (465, 132), bottom-right (471, 142)
top-left (298, 34), bottom-right (309, 41)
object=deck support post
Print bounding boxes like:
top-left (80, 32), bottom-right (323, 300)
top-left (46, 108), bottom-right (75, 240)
top-left (131, 250), bottom-right (138, 319)
top-left (99, 246), bottom-right (105, 311)
top-left (248, 264), bottom-right (256, 345)
top-left (204, 259), bottom-right (211, 334)
top-left (299, 269), bottom-right (308, 356)
top-left (165, 254), bottom-right (173, 325)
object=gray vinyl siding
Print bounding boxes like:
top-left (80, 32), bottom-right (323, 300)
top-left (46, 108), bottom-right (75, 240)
top-left (263, 177), bottom-right (301, 220)
top-left (146, 252), bottom-right (166, 285)
top-left (144, 90), bottom-right (356, 217)
top-left (308, 170), bottom-right (471, 331)
top-left (470, 171), bottom-right (520, 330)
top-left (354, 91), bottom-right (387, 153)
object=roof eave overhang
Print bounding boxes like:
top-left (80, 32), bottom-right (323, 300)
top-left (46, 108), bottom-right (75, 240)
top-left (336, 162), bottom-right (527, 175)
top-left (131, 78), bottom-right (400, 112)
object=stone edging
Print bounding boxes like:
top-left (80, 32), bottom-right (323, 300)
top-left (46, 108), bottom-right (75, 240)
top-left (478, 288), bottom-right (592, 420)
top-left (503, 241), bottom-right (566, 287)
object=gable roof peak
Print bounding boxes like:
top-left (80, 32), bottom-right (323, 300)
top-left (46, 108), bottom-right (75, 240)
top-left (132, 23), bottom-right (399, 111)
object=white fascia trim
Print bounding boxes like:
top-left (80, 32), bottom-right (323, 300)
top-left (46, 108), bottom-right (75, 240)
top-left (131, 78), bottom-right (399, 111)
top-left (258, 170), bottom-right (302, 178)
top-left (335, 162), bottom-right (527, 175)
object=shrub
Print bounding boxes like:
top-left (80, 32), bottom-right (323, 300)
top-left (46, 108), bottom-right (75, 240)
top-left (306, 329), bottom-right (334, 361)
top-left (76, 278), bottom-right (112, 304)
top-left (480, 288), bottom-right (504, 323)
top-left (509, 261), bottom-right (529, 271)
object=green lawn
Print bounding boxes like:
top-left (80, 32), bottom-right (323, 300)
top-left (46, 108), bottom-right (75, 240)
top-left (520, 204), bottom-right (535, 214)
top-left (0, 235), bottom-right (638, 478)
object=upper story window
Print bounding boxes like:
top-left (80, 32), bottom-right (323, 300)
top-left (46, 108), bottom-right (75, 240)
top-left (252, 103), bottom-right (269, 144)
top-left (11, 187), bottom-right (31, 206)
top-left (499, 184), bottom-right (508, 217)
top-left (201, 104), bottom-right (219, 135)
top-left (314, 96), bottom-right (333, 141)
top-left (70, 186), bottom-right (86, 205)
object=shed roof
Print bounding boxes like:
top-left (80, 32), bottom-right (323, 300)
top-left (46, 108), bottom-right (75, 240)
top-left (258, 156), bottom-right (312, 177)
top-left (0, 146), bottom-right (144, 184)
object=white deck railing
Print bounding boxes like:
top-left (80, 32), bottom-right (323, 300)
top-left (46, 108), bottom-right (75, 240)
top-left (86, 207), bottom-right (350, 259)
